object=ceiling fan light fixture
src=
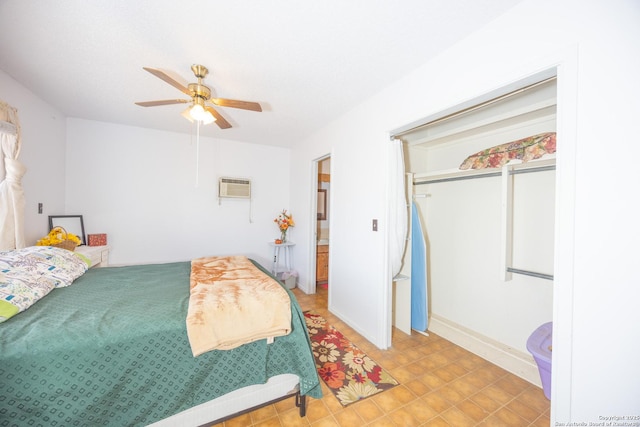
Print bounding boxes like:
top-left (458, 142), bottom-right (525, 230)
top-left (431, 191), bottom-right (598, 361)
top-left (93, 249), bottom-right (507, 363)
top-left (201, 110), bottom-right (215, 124)
top-left (181, 107), bottom-right (194, 123)
top-left (188, 98), bottom-right (215, 124)
top-left (190, 103), bottom-right (205, 119)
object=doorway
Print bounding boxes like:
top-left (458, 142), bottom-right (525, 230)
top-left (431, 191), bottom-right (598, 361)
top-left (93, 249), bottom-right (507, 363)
top-left (313, 155), bottom-right (331, 295)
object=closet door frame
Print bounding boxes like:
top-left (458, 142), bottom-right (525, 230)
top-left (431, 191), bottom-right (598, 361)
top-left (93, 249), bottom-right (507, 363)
top-left (388, 49), bottom-right (579, 421)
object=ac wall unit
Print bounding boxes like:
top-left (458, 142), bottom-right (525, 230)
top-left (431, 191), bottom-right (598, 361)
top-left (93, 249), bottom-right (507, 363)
top-left (218, 177), bottom-right (251, 199)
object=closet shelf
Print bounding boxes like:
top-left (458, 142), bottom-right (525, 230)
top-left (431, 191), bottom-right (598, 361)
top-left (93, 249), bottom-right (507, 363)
top-left (413, 157), bottom-right (556, 186)
top-left (408, 102), bottom-right (556, 149)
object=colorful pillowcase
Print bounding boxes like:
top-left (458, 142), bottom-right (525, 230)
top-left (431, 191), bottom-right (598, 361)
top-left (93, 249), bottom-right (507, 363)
top-left (0, 274), bottom-right (54, 322)
top-left (0, 246), bottom-right (90, 322)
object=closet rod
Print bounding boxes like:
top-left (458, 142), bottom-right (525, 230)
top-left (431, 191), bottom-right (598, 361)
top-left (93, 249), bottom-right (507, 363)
top-left (511, 165), bottom-right (556, 175)
top-left (507, 267), bottom-right (553, 281)
top-left (414, 171), bottom-right (501, 185)
top-left (414, 163), bottom-right (556, 186)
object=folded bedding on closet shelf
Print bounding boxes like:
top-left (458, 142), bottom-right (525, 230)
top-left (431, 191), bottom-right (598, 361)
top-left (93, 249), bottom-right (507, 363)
top-left (459, 132), bottom-right (556, 170)
top-left (187, 255), bottom-right (292, 356)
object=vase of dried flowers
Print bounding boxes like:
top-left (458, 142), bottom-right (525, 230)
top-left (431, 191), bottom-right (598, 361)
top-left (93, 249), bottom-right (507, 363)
top-left (274, 209), bottom-right (294, 243)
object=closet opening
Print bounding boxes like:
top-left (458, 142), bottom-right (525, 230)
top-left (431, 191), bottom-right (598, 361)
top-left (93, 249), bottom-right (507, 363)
top-left (391, 70), bottom-right (557, 388)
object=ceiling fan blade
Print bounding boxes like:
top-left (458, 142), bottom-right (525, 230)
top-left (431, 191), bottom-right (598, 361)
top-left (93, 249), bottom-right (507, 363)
top-left (211, 98), bottom-right (262, 112)
top-left (205, 106), bottom-right (232, 129)
top-left (143, 67), bottom-right (192, 96)
top-left (135, 99), bottom-right (190, 107)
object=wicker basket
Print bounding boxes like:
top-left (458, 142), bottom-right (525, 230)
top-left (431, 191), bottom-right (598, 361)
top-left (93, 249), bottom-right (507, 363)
top-left (50, 226), bottom-right (78, 251)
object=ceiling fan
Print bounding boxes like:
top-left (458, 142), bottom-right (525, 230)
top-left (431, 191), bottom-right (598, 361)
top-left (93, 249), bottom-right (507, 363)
top-left (135, 64), bottom-right (262, 129)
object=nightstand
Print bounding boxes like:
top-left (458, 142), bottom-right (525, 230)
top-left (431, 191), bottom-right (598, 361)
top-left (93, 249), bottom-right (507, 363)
top-left (76, 245), bottom-right (111, 268)
top-left (268, 241), bottom-right (295, 275)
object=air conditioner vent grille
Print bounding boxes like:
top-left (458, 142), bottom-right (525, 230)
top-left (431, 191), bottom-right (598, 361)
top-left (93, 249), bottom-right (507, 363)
top-left (219, 177), bottom-right (251, 199)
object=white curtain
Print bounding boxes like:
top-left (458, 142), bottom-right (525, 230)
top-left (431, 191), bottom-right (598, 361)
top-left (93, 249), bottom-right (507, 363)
top-left (0, 100), bottom-right (26, 250)
top-left (389, 138), bottom-right (408, 277)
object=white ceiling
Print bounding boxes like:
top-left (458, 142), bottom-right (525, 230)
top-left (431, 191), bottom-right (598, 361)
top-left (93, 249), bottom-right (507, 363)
top-left (0, 0), bottom-right (523, 148)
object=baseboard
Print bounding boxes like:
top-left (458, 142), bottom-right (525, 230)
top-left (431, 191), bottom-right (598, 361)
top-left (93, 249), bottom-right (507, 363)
top-left (428, 314), bottom-right (542, 388)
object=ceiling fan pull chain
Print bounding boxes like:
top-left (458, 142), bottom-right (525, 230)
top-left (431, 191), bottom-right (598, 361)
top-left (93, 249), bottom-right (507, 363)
top-left (195, 120), bottom-right (200, 188)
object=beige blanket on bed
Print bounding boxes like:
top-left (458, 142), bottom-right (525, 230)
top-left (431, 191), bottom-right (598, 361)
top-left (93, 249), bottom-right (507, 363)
top-left (186, 255), bottom-right (291, 356)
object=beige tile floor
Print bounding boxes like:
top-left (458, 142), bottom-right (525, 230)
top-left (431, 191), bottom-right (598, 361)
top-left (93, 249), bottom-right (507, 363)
top-left (213, 287), bottom-right (550, 426)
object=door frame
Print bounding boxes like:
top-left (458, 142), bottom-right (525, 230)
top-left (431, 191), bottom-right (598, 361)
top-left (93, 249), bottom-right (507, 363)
top-left (309, 153), bottom-right (331, 295)
top-left (388, 55), bottom-right (578, 420)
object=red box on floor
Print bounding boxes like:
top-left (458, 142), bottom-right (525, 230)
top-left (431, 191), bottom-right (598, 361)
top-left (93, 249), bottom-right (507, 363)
top-left (88, 234), bottom-right (107, 246)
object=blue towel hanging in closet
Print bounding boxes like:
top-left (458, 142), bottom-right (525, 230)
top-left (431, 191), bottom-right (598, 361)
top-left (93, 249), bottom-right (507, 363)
top-left (411, 201), bottom-right (428, 331)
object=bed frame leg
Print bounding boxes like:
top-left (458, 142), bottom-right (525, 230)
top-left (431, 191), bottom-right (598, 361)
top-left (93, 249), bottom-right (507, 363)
top-left (295, 392), bottom-right (306, 417)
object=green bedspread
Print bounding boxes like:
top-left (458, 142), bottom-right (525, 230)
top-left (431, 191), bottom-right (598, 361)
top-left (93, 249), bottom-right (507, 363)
top-left (0, 260), bottom-right (321, 426)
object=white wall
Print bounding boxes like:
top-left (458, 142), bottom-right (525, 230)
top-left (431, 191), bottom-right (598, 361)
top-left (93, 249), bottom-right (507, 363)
top-left (291, 0), bottom-right (640, 422)
top-left (65, 118), bottom-right (290, 268)
top-left (415, 170), bottom-right (555, 355)
top-left (0, 70), bottom-right (67, 244)
top-left (291, 120), bottom-right (390, 346)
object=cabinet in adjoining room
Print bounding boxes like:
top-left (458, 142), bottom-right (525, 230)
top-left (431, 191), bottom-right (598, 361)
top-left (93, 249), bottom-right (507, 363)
top-left (316, 244), bottom-right (329, 283)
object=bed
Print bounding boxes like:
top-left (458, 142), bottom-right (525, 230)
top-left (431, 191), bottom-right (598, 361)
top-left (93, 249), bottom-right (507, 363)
top-left (0, 247), bottom-right (321, 426)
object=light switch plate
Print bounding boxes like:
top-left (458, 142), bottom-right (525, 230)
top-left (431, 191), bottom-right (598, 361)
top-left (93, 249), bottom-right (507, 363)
top-left (372, 219), bottom-right (378, 231)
